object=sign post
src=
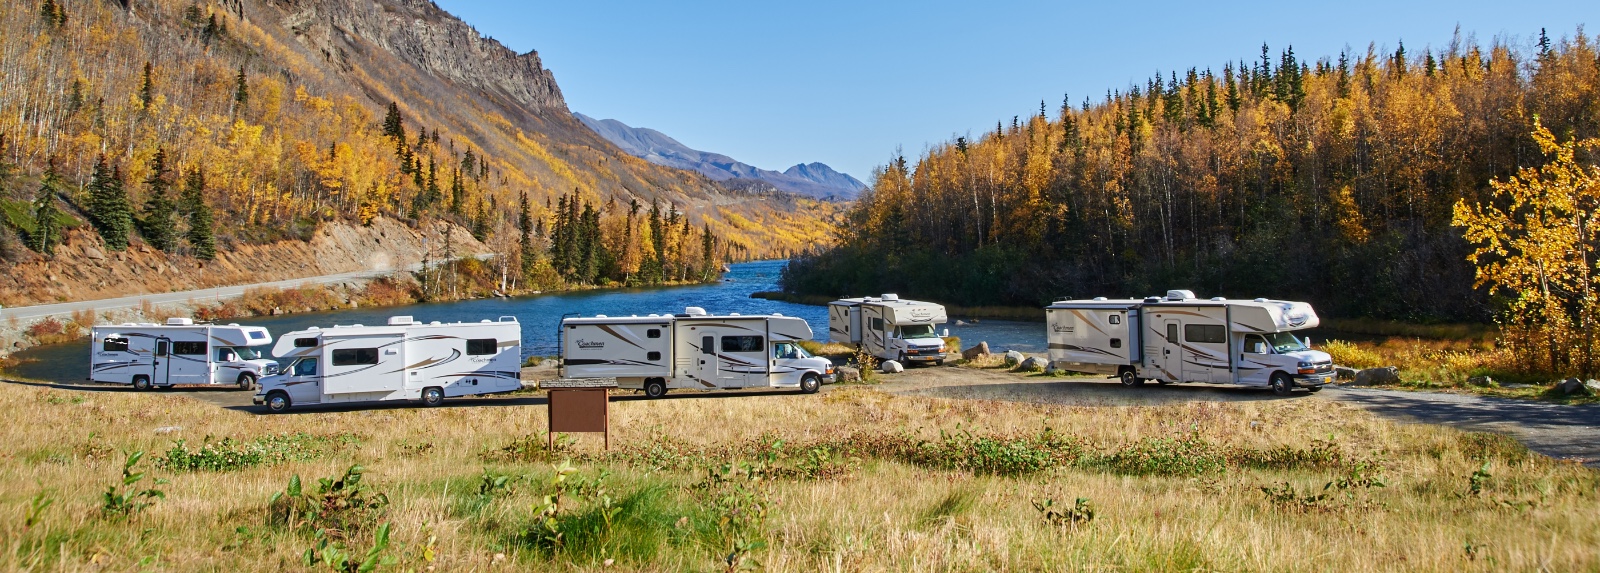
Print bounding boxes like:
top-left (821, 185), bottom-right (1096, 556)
top-left (540, 377), bottom-right (617, 450)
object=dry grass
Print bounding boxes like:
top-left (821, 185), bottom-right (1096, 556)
top-left (1319, 337), bottom-right (1595, 402)
top-left (1, 381), bottom-right (1596, 571)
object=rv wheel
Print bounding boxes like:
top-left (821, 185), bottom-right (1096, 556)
top-left (265, 391), bottom-right (291, 413)
top-left (800, 373), bottom-right (821, 394)
top-left (1119, 370), bottom-right (1143, 387)
top-left (132, 375), bottom-right (152, 391)
top-left (1270, 373), bottom-right (1295, 396)
top-left (644, 379), bottom-right (667, 399)
top-left (421, 387), bottom-right (445, 407)
top-left (237, 373), bottom-right (257, 391)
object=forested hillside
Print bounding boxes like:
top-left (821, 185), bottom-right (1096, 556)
top-left (0, 0), bottom-right (832, 306)
top-left (783, 29), bottom-right (1599, 323)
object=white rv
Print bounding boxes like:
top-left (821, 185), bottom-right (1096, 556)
top-left (1046, 290), bottom-right (1334, 395)
top-left (560, 307), bottom-right (834, 397)
top-left (89, 318), bottom-right (278, 390)
top-left (828, 295), bottom-right (949, 364)
top-left (252, 316), bottom-right (523, 412)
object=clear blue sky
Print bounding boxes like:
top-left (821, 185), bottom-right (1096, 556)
top-left (435, 0), bottom-right (1592, 183)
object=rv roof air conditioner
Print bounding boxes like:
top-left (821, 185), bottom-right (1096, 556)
top-left (684, 307), bottom-right (708, 316)
top-left (387, 316), bottom-right (414, 326)
top-left (166, 318), bottom-right (194, 326)
top-left (882, 293), bottom-right (900, 301)
top-left (1165, 290), bottom-right (1195, 301)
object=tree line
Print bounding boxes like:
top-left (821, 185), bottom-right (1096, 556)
top-left (783, 28), bottom-right (1600, 325)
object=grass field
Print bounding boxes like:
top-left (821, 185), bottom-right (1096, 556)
top-left (2, 378), bottom-right (1596, 572)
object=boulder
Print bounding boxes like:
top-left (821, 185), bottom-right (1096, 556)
top-left (1351, 366), bottom-right (1400, 386)
top-left (962, 342), bottom-right (991, 360)
top-left (1018, 356), bottom-right (1048, 372)
top-left (1334, 367), bottom-right (1358, 380)
top-left (84, 247), bottom-right (106, 261)
top-left (1466, 375), bottom-right (1498, 388)
top-left (1556, 378), bottom-right (1594, 396)
top-left (881, 360), bottom-right (904, 374)
top-left (537, 359), bottom-right (559, 369)
top-left (837, 366), bottom-right (861, 382)
top-left (1588, 379), bottom-right (1600, 393)
top-left (1003, 350), bottom-right (1025, 367)
top-left (1045, 361), bottom-right (1062, 375)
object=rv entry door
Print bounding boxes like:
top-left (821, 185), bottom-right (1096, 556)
top-left (696, 334), bottom-right (718, 385)
top-left (1161, 321), bottom-right (1182, 382)
top-left (153, 337), bottom-right (172, 386)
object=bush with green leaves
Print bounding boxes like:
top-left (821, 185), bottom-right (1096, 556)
top-left (159, 433), bottom-right (360, 472)
top-left (101, 450), bottom-right (166, 519)
top-left (303, 522), bottom-right (397, 573)
top-left (270, 464), bottom-right (390, 538)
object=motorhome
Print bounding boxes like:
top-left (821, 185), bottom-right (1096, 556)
top-left (1045, 290), bottom-right (1334, 395)
top-left (560, 307), bottom-right (834, 397)
top-left (828, 295), bottom-right (949, 364)
top-left (89, 318), bottom-right (278, 390)
top-left (252, 316), bottom-right (522, 412)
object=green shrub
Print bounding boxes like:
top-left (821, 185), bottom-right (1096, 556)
top-left (269, 464), bottom-right (391, 537)
top-left (159, 433), bottom-right (360, 472)
top-left (101, 451), bottom-right (166, 519)
top-left (1094, 435), bottom-right (1226, 477)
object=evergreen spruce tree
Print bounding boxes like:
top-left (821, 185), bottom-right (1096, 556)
top-left (139, 62), bottom-right (154, 109)
top-left (382, 102), bottom-right (404, 141)
top-left (86, 155), bottom-right (132, 250)
top-left (700, 223), bottom-right (716, 282)
top-left (471, 201), bottom-right (490, 242)
top-left (1393, 41), bottom-right (1407, 78)
top-left (181, 168), bottom-right (216, 260)
top-left (1223, 64), bottom-right (1240, 112)
top-left (425, 157), bottom-right (439, 205)
top-left (1337, 52), bottom-right (1351, 98)
top-left (233, 65), bottom-right (248, 110)
top-left (140, 149), bottom-right (177, 252)
top-left (518, 191), bottom-right (535, 282)
top-left (29, 168), bottom-right (62, 255)
top-left (449, 167), bottom-right (464, 215)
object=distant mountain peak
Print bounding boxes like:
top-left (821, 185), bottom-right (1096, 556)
top-left (574, 113), bottom-right (862, 200)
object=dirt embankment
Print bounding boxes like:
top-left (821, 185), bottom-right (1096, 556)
top-left (0, 217), bottom-right (485, 308)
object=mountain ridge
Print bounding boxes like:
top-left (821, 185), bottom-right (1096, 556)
top-left (574, 113), bottom-right (863, 200)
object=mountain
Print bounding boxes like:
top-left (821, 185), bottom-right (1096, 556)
top-left (574, 113), bottom-right (864, 200)
top-left (0, 0), bottom-right (836, 303)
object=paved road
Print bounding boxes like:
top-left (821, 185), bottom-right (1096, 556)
top-left (0, 255), bottom-right (490, 323)
top-left (1320, 386), bottom-right (1600, 466)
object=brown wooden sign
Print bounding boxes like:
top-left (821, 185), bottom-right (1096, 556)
top-left (542, 378), bottom-right (616, 449)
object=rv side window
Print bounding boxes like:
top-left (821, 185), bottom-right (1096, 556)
top-left (155, 340), bottom-right (170, 357)
top-left (647, 329), bottom-right (661, 339)
top-left (871, 317), bottom-right (884, 331)
top-left (721, 336), bottom-right (764, 353)
top-left (173, 341), bottom-right (207, 355)
top-left (1184, 324), bottom-right (1226, 344)
top-left (331, 348), bottom-right (379, 366)
top-left (701, 336), bottom-right (715, 355)
top-left (293, 357), bottom-right (319, 377)
top-left (294, 337), bottom-right (318, 348)
top-left (103, 337), bottom-right (130, 352)
top-left (1108, 314), bottom-right (1122, 325)
top-left (1165, 324), bottom-right (1178, 342)
top-left (466, 339), bottom-right (497, 355)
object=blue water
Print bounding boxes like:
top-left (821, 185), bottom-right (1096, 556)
top-left (3, 260), bottom-right (1046, 382)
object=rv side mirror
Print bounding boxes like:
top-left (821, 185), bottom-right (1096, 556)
top-left (942, 328), bottom-right (949, 337)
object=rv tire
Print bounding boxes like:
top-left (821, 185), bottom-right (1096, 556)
top-left (132, 375), bottom-right (152, 391)
top-left (644, 379), bottom-right (667, 398)
top-left (237, 373), bottom-right (257, 391)
top-left (421, 387), bottom-right (445, 407)
top-left (1270, 373), bottom-right (1295, 396)
top-left (265, 391), bottom-right (291, 413)
top-left (1119, 369), bottom-right (1143, 387)
top-left (800, 373), bottom-right (821, 394)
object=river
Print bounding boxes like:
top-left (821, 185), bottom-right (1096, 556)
top-left (3, 260), bottom-right (1046, 383)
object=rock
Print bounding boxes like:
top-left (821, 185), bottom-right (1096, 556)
top-left (1018, 356), bottom-right (1048, 371)
top-left (537, 359), bottom-right (559, 369)
top-left (1045, 361), bottom-right (1061, 375)
top-left (837, 366), bottom-right (861, 382)
top-left (961, 342), bottom-right (990, 360)
top-left (1556, 378), bottom-right (1593, 396)
top-left (154, 426), bottom-right (182, 435)
top-left (1334, 367), bottom-right (1358, 380)
top-left (1003, 350), bottom-right (1024, 367)
top-left (1351, 366), bottom-right (1400, 386)
top-left (1587, 379), bottom-right (1600, 392)
top-left (881, 360), bottom-right (904, 374)
top-left (84, 247), bottom-right (106, 261)
top-left (955, 320), bottom-right (968, 326)
top-left (1466, 375), bottom-right (1498, 388)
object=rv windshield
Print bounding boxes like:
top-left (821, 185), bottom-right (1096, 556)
top-left (897, 324), bottom-right (941, 339)
top-left (1264, 332), bottom-right (1308, 353)
top-left (232, 347), bottom-right (262, 361)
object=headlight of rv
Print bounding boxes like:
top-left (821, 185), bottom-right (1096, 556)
top-left (826, 365), bottom-right (835, 374)
top-left (1297, 361), bottom-right (1315, 375)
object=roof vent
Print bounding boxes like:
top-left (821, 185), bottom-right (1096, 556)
top-left (387, 316), bottom-right (414, 326)
top-left (882, 293), bottom-right (900, 301)
top-left (596, 315), bottom-right (607, 318)
top-left (772, 313), bottom-right (783, 317)
top-left (1165, 290), bottom-right (1195, 301)
top-left (1092, 297), bottom-right (1107, 301)
top-left (228, 323), bottom-right (241, 327)
top-left (308, 326), bottom-right (321, 331)
top-left (729, 313), bottom-right (741, 316)
top-left (684, 307), bottom-right (708, 316)
top-left (1253, 298), bottom-right (1268, 303)
top-left (166, 317), bottom-right (194, 326)
top-left (1145, 297), bottom-right (1162, 304)
top-left (430, 321), bottom-right (442, 325)
top-left (481, 319), bottom-right (492, 323)
top-left (1211, 297), bottom-right (1226, 301)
